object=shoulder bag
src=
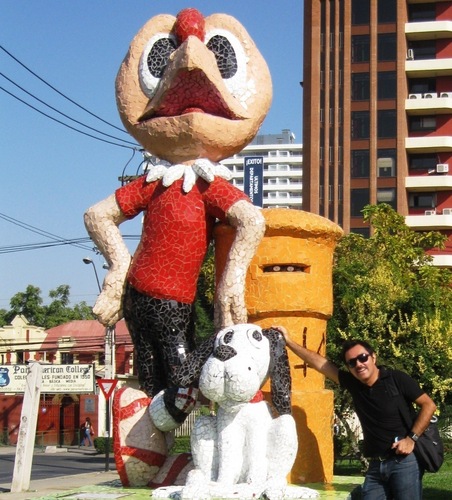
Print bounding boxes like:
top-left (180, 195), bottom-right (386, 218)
top-left (391, 371), bottom-right (444, 473)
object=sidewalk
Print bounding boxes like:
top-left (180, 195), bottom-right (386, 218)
top-left (0, 446), bottom-right (363, 499)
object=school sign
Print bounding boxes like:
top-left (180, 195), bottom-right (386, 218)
top-left (0, 364), bottom-right (95, 393)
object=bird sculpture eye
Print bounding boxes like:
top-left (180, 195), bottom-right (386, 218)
top-left (139, 34), bottom-right (177, 98)
top-left (205, 29), bottom-right (248, 101)
top-left (147, 37), bottom-right (177, 78)
top-left (206, 35), bottom-right (237, 79)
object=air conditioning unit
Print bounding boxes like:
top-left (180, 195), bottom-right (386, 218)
top-left (407, 49), bottom-right (414, 60)
top-left (436, 163), bottom-right (449, 173)
top-left (423, 92), bottom-right (437, 99)
top-left (440, 92), bottom-right (452, 98)
top-left (443, 208), bottom-right (452, 215)
top-left (408, 93), bottom-right (423, 99)
top-left (425, 210), bottom-right (436, 216)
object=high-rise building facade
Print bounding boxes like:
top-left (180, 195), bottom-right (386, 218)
top-left (303, 0), bottom-right (452, 267)
top-left (221, 129), bottom-right (303, 209)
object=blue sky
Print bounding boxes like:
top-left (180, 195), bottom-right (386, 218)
top-left (1, 0), bottom-right (303, 310)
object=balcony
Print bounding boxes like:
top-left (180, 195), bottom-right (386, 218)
top-left (405, 136), bottom-right (452, 153)
top-left (405, 174), bottom-right (452, 191)
top-left (406, 93), bottom-right (452, 115)
top-left (406, 57), bottom-right (452, 77)
top-left (405, 212), bottom-right (452, 230)
top-left (431, 254), bottom-right (452, 268)
top-left (405, 21), bottom-right (452, 41)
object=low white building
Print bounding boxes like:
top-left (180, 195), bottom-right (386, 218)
top-left (221, 129), bottom-right (303, 209)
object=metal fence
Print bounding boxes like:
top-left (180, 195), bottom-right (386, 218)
top-left (174, 408), bottom-right (204, 437)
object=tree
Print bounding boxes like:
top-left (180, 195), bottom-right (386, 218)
top-left (44, 285), bottom-right (95, 328)
top-left (8, 285), bottom-right (45, 326)
top-left (3, 284), bottom-right (95, 329)
top-left (194, 243), bottom-right (215, 341)
top-left (327, 204), bottom-right (452, 454)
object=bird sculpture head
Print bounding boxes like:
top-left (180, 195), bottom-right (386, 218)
top-left (115, 8), bottom-right (272, 164)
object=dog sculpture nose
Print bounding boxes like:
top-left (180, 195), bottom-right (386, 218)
top-left (213, 344), bottom-right (237, 361)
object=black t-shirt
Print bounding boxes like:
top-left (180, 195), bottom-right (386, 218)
top-left (338, 367), bottom-right (424, 457)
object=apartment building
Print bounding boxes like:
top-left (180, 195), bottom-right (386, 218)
top-left (221, 129), bottom-right (303, 209)
top-left (303, 0), bottom-right (452, 267)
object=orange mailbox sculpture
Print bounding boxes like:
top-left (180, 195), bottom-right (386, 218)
top-left (215, 208), bottom-right (343, 484)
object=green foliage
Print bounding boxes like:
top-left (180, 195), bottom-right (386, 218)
top-left (328, 204), bottom-right (452, 409)
top-left (194, 243), bottom-right (215, 341)
top-left (3, 284), bottom-right (95, 329)
top-left (169, 435), bottom-right (191, 455)
top-left (93, 436), bottom-right (113, 453)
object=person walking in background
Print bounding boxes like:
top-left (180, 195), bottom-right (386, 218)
top-left (80, 417), bottom-right (94, 447)
top-left (274, 326), bottom-right (437, 500)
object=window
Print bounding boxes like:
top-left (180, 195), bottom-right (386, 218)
top-left (408, 41), bottom-right (436, 60)
top-left (352, 35), bottom-right (370, 63)
top-left (377, 188), bottom-right (396, 209)
top-left (378, 0), bottom-right (396, 24)
top-left (409, 78), bottom-right (436, 94)
top-left (352, 73), bottom-right (370, 101)
top-left (378, 72), bottom-right (396, 100)
top-left (267, 178), bottom-right (289, 185)
top-left (352, 0), bottom-right (370, 25)
top-left (352, 111), bottom-right (370, 139)
top-left (409, 154), bottom-right (438, 170)
top-left (378, 33), bottom-right (397, 61)
top-left (61, 352), bottom-right (74, 364)
top-left (409, 116), bottom-right (436, 132)
top-left (17, 351), bottom-right (24, 363)
top-left (352, 150), bottom-right (370, 178)
top-left (377, 149), bottom-right (396, 177)
top-left (351, 188), bottom-right (370, 217)
top-left (378, 110), bottom-right (397, 138)
top-left (408, 4), bottom-right (436, 22)
top-left (409, 192), bottom-right (436, 208)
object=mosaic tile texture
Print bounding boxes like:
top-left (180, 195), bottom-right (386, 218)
top-left (85, 6), bottom-right (273, 492)
top-left (151, 324), bottom-right (320, 499)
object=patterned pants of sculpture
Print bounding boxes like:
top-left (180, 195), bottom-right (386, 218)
top-left (122, 284), bottom-right (214, 423)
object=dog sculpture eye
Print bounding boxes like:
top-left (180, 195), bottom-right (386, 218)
top-left (246, 328), bottom-right (265, 349)
top-left (223, 330), bottom-right (234, 344)
top-left (252, 331), bottom-right (262, 341)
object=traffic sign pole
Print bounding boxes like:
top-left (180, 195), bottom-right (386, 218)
top-left (97, 379), bottom-right (118, 471)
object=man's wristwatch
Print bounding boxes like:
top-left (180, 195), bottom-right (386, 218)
top-left (408, 431), bottom-right (419, 442)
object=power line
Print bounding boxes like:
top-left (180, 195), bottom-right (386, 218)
top-left (0, 72), bottom-right (138, 147)
top-left (0, 212), bottom-right (94, 252)
top-left (0, 44), bottom-right (128, 135)
top-left (0, 239), bottom-right (94, 254)
top-left (0, 210), bottom-right (140, 254)
top-left (1, 86), bottom-right (138, 151)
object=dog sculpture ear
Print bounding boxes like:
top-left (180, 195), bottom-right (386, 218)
top-left (262, 328), bottom-right (292, 415)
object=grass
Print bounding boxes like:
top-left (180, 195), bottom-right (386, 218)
top-left (334, 453), bottom-right (452, 499)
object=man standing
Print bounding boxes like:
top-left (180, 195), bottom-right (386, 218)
top-left (275, 326), bottom-right (437, 500)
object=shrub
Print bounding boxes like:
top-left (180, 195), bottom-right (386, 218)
top-left (94, 436), bottom-right (113, 453)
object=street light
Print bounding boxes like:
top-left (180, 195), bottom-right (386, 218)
top-left (82, 257), bottom-right (102, 293)
top-left (82, 256), bottom-right (115, 471)
top-left (82, 257), bottom-right (115, 378)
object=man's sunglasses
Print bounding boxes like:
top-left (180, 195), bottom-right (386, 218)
top-left (346, 353), bottom-right (370, 368)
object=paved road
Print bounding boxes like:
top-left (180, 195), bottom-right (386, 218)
top-left (0, 446), bottom-right (115, 490)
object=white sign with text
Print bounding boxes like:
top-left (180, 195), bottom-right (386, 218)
top-left (0, 364), bottom-right (95, 393)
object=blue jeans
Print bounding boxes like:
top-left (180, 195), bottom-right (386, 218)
top-left (81, 428), bottom-right (93, 446)
top-left (362, 453), bottom-right (423, 499)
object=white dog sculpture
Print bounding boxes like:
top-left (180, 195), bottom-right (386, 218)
top-left (152, 324), bottom-right (318, 500)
